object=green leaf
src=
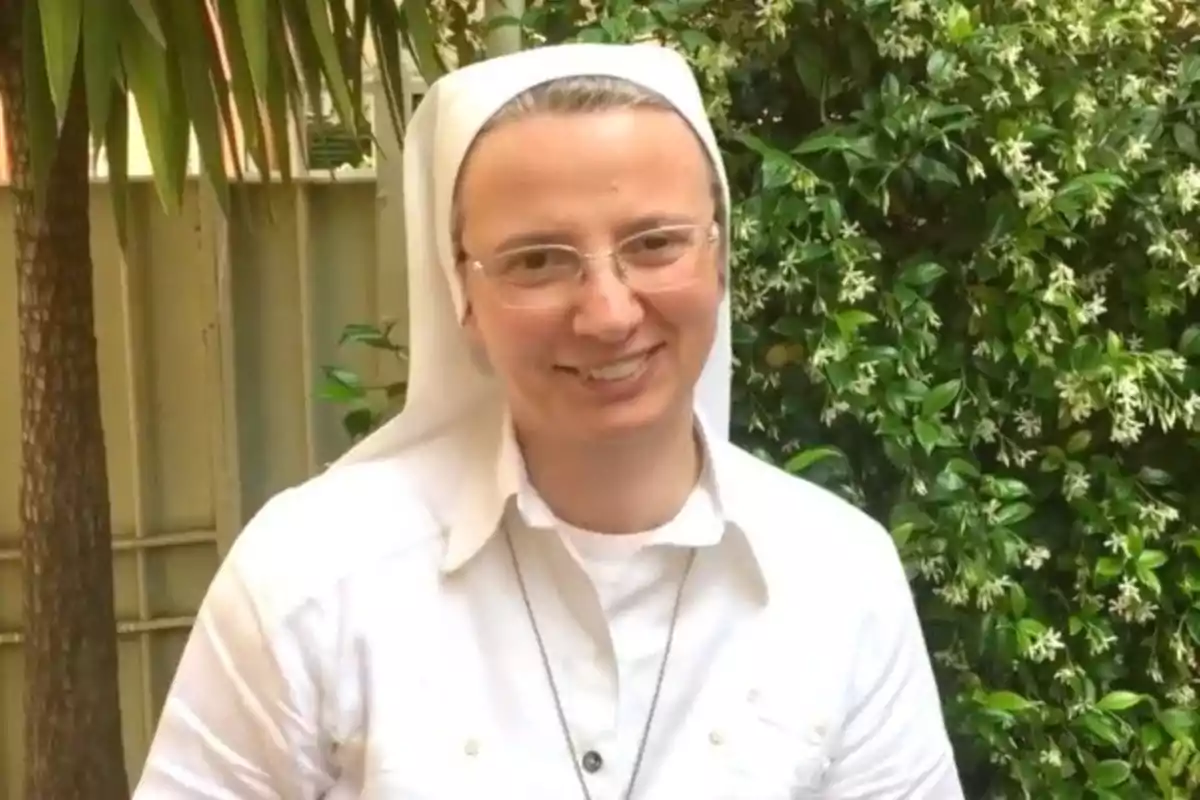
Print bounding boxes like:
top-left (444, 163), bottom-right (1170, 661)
top-left (1065, 430), bottom-right (1092, 453)
top-left (81, 0), bottom-right (121, 141)
top-left (1158, 708), bottom-right (1196, 743)
top-left (127, 0), bottom-right (166, 46)
top-left (794, 133), bottom-right (873, 158)
top-left (342, 406), bottom-right (379, 439)
top-left (926, 49), bottom-right (954, 82)
top-left (944, 2), bottom-right (973, 42)
top-left (909, 153), bottom-right (960, 186)
top-left (197, 10), bottom-right (244, 185)
top-left (1079, 710), bottom-right (1125, 747)
top-left (935, 466), bottom-right (965, 493)
top-left (1179, 325), bottom-right (1200, 356)
top-left (368, 0), bottom-right (409, 137)
top-left (792, 48), bottom-right (828, 99)
top-left (1009, 583), bottom-right (1027, 616)
top-left (1096, 691), bottom-right (1144, 712)
top-left (1182, 54), bottom-right (1200, 85)
top-left (1174, 122), bottom-right (1200, 160)
top-left (264, 0), bottom-right (300, 183)
top-left (1138, 549), bottom-right (1167, 570)
top-left (235, 0), bottom-right (271, 97)
top-left (161, 0), bottom-right (229, 211)
top-left (784, 446), bottom-right (845, 474)
top-left (40, 0), bottom-right (83, 128)
top-left (988, 478), bottom-right (1030, 499)
top-left (1095, 557), bottom-right (1124, 577)
top-left (340, 323), bottom-right (401, 350)
top-left (995, 502), bottom-right (1034, 526)
top-left (946, 457), bottom-right (980, 477)
top-left (1092, 760), bottom-right (1131, 789)
top-left (901, 261), bottom-right (946, 286)
top-left (300, 0), bottom-right (358, 131)
top-left (319, 367), bottom-right (367, 402)
top-left (982, 690), bottom-right (1034, 712)
top-left (401, 0), bottom-right (447, 81)
top-left (1138, 466), bottom-right (1172, 486)
top-left (21, 0), bottom-right (59, 217)
top-left (921, 379), bottom-right (961, 416)
top-left (123, 10), bottom-right (189, 210)
top-left (216, 0), bottom-right (270, 177)
top-left (890, 522), bottom-right (914, 548)
top-left (834, 309), bottom-right (877, 337)
top-left (914, 418), bottom-right (940, 453)
top-left (104, 86), bottom-right (130, 249)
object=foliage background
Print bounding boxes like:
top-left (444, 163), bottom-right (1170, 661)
top-left (322, 0), bottom-right (1200, 796)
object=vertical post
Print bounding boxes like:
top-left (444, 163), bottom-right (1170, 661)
top-left (484, 0), bottom-right (525, 57)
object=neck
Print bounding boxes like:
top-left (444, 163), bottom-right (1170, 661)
top-left (517, 411), bottom-right (701, 535)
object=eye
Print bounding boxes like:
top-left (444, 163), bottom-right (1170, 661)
top-left (494, 246), bottom-right (577, 284)
top-left (620, 227), bottom-right (695, 266)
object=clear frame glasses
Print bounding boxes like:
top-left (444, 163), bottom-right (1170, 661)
top-left (467, 221), bottom-right (720, 310)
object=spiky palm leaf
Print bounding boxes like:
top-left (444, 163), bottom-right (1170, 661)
top-left (26, 0), bottom-right (447, 227)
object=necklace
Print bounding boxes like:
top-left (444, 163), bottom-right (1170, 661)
top-left (503, 525), bottom-right (696, 800)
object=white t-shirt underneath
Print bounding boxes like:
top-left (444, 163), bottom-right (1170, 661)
top-left (514, 471), bottom-right (725, 790)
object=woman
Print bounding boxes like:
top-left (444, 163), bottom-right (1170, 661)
top-left (133, 42), bottom-right (963, 798)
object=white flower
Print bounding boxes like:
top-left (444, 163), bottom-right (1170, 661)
top-left (1024, 546), bottom-right (1051, 570)
top-left (1026, 627), bottom-right (1066, 663)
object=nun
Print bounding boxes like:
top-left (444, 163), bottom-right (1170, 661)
top-left (133, 42), bottom-right (964, 799)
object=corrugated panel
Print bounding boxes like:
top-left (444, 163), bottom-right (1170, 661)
top-left (0, 171), bottom-right (400, 795)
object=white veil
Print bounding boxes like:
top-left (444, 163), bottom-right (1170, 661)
top-left (333, 42), bottom-right (733, 468)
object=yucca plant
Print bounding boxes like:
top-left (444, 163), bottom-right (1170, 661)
top-left (0, 1), bottom-right (443, 797)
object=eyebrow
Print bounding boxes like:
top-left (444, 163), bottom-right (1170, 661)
top-left (494, 228), bottom-right (576, 252)
top-left (614, 212), bottom-right (705, 238)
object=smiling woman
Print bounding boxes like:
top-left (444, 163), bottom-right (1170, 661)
top-left (131, 42), bottom-right (965, 800)
top-left (454, 80), bottom-right (725, 518)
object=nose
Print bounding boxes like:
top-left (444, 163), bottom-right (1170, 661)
top-left (571, 263), bottom-right (644, 342)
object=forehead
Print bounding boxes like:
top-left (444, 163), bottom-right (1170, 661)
top-left (455, 108), bottom-right (713, 244)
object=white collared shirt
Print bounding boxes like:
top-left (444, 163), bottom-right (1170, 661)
top-left (133, 406), bottom-right (964, 798)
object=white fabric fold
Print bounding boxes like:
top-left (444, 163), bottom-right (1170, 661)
top-left (332, 42), bottom-right (733, 468)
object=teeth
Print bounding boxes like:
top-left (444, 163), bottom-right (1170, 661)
top-left (586, 355), bottom-right (646, 381)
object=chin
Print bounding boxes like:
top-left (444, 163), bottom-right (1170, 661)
top-left (563, 394), bottom-right (685, 444)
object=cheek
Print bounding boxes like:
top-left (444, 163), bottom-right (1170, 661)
top-left (646, 284), bottom-right (722, 346)
top-left (471, 303), bottom-right (564, 370)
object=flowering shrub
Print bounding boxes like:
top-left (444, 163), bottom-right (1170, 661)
top-left (554, 0), bottom-right (1200, 795)
top-left (324, 1), bottom-right (1200, 795)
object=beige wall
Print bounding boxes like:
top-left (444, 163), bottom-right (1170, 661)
top-left (0, 164), bottom-right (409, 794)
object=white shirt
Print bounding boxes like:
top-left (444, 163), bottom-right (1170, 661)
top-left (133, 405), bottom-right (964, 798)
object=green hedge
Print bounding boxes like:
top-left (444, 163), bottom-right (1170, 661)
top-left (591, 1), bottom-right (1200, 796)
top-left (324, 1), bottom-right (1200, 796)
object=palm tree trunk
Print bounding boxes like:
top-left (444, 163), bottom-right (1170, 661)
top-left (0, 3), bottom-right (129, 799)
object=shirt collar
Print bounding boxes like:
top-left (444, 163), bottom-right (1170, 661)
top-left (438, 405), bottom-right (773, 599)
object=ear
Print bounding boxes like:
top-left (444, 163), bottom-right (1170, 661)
top-left (461, 299), bottom-right (480, 342)
top-left (459, 301), bottom-right (494, 374)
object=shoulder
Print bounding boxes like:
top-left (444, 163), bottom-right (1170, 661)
top-left (719, 442), bottom-right (892, 549)
top-left (716, 441), bottom-right (907, 600)
top-left (216, 456), bottom-right (448, 631)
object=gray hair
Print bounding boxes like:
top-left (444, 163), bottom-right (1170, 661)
top-left (453, 75), bottom-right (726, 253)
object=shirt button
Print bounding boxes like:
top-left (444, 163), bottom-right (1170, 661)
top-left (464, 739), bottom-right (480, 756)
top-left (581, 750), bottom-right (604, 773)
top-left (709, 730), bottom-right (724, 746)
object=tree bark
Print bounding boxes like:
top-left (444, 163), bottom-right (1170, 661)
top-left (0, 3), bottom-right (129, 799)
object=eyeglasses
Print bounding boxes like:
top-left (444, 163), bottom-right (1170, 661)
top-left (467, 221), bottom-right (720, 310)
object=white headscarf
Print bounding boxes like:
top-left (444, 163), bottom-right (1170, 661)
top-left (333, 42), bottom-right (733, 467)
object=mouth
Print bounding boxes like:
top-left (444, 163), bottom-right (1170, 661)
top-left (557, 344), bottom-right (665, 383)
